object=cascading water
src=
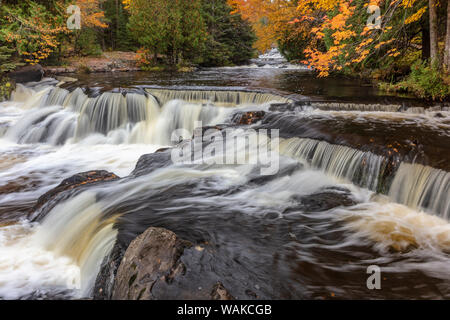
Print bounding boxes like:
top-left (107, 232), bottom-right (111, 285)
top-left (0, 79), bottom-right (449, 299)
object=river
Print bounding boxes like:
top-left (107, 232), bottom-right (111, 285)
top-left (0, 52), bottom-right (449, 299)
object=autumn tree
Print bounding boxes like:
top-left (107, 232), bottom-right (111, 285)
top-left (228, 0), bottom-right (301, 53)
top-left (0, 0), bottom-right (69, 65)
top-left (71, 0), bottom-right (108, 55)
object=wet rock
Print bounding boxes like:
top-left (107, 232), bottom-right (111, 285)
top-left (233, 111), bottom-right (266, 125)
top-left (8, 64), bottom-right (44, 84)
top-left (291, 188), bottom-right (357, 212)
top-left (131, 152), bottom-right (172, 177)
top-left (55, 76), bottom-right (78, 84)
top-left (211, 282), bottom-right (234, 300)
top-left (93, 242), bottom-right (126, 300)
top-left (31, 170), bottom-right (119, 221)
top-left (111, 227), bottom-right (191, 300)
top-left (110, 227), bottom-right (235, 300)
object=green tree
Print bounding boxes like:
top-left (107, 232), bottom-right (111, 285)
top-left (127, 0), bottom-right (206, 65)
top-left (103, 0), bottom-right (136, 51)
top-left (200, 0), bottom-right (256, 66)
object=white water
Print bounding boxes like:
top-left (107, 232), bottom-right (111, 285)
top-left (0, 81), bottom-right (449, 299)
top-left (221, 48), bottom-right (310, 70)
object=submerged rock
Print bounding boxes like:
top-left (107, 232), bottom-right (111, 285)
top-left (109, 227), bottom-right (234, 300)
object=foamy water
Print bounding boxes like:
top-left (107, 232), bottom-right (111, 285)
top-left (0, 80), bottom-right (449, 299)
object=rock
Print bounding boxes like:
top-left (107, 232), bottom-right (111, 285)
top-left (111, 227), bottom-right (191, 300)
top-left (55, 76), bottom-right (78, 84)
top-left (211, 282), bottom-right (234, 300)
top-left (8, 64), bottom-right (44, 83)
top-left (31, 170), bottom-right (119, 221)
top-left (110, 227), bottom-right (235, 300)
top-left (233, 111), bottom-right (266, 125)
top-left (131, 151), bottom-right (172, 177)
top-left (291, 188), bottom-right (357, 212)
top-left (93, 242), bottom-right (125, 300)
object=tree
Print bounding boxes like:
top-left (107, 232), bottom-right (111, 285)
top-left (445, 0), bottom-right (450, 70)
top-left (0, 0), bottom-right (69, 65)
top-left (126, 0), bottom-right (206, 65)
top-left (103, 0), bottom-right (136, 50)
top-left (72, 0), bottom-right (108, 55)
top-left (429, 0), bottom-right (439, 64)
top-left (228, 0), bottom-right (300, 53)
top-left (201, 0), bottom-right (256, 66)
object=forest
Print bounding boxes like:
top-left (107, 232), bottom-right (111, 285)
top-left (0, 0), bottom-right (449, 100)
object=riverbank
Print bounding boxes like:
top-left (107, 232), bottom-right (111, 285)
top-left (43, 52), bottom-right (141, 76)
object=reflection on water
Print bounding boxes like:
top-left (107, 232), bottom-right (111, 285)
top-left (64, 68), bottom-right (418, 104)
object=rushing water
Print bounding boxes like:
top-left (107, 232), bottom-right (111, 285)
top-left (0, 60), bottom-right (449, 299)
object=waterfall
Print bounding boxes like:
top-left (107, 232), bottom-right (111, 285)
top-left (389, 163), bottom-right (450, 219)
top-left (299, 102), bottom-right (450, 113)
top-left (279, 137), bottom-right (450, 219)
top-left (279, 137), bottom-right (388, 192)
top-left (146, 88), bottom-right (292, 106)
top-left (4, 85), bottom-right (245, 145)
top-left (32, 191), bottom-right (118, 297)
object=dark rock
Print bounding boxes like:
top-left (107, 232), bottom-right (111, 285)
top-left (110, 227), bottom-right (236, 300)
top-left (211, 282), bottom-right (234, 300)
top-left (155, 147), bottom-right (171, 153)
top-left (8, 64), bottom-right (44, 84)
top-left (131, 151), bottom-right (172, 177)
top-left (93, 242), bottom-right (126, 300)
top-left (111, 227), bottom-right (191, 300)
top-left (31, 170), bottom-right (119, 221)
top-left (291, 188), bottom-right (356, 212)
top-left (232, 111), bottom-right (266, 125)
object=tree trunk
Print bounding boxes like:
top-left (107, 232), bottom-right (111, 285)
top-left (422, 22), bottom-right (431, 61)
top-left (116, 0), bottom-right (120, 50)
top-left (429, 0), bottom-right (439, 64)
top-left (445, 0), bottom-right (450, 71)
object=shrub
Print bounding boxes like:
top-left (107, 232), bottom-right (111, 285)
top-left (379, 60), bottom-right (450, 101)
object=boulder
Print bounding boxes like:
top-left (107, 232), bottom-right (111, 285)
top-left (131, 151), bottom-right (172, 177)
top-left (110, 227), bottom-right (234, 300)
top-left (8, 64), bottom-right (44, 84)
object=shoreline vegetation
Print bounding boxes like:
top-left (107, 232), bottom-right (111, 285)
top-left (1, 0), bottom-right (450, 101)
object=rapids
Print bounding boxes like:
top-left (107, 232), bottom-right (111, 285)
top-left (0, 68), bottom-right (449, 299)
